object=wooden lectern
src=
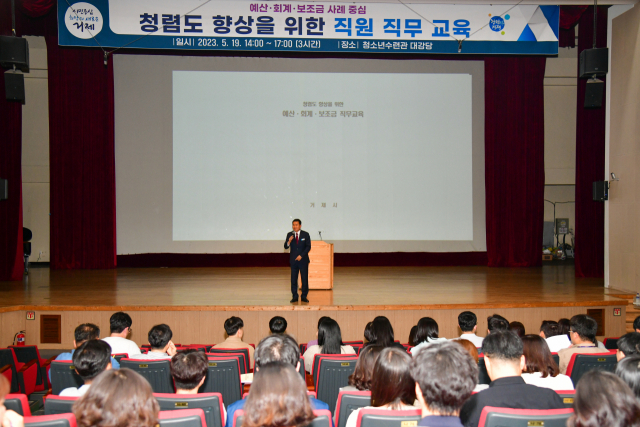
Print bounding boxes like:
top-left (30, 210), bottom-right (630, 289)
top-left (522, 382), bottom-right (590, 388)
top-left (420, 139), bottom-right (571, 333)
top-left (299, 241), bottom-right (334, 290)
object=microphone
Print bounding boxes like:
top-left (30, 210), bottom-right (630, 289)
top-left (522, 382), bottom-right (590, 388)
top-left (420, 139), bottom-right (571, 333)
top-left (319, 231), bottom-right (322, 240)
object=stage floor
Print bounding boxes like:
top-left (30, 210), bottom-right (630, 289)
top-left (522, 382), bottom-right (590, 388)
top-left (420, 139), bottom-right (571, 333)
top-left (0, 264), bottom-right (630, 311)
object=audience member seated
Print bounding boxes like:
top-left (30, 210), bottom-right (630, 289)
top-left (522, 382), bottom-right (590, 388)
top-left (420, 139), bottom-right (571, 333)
top-left (568, 370), bottom-right (640, 427)
top-left (213, 316), bottom-right (255, 367)
top-left (303, 318), bottom-right (355, 373)
top-left (269, 316), bottom-right (288, 335)
top-left (171, 349), bottom-right (227, 423)
top-left (539, 320), bottom-right (571, 353)
top-left (558, 314), bottom-right (603, 374)
top-left (307, 316), bottom-right (331, 349)
top-left (520, 335), bottom-right (573, 390)
top-left (102, 311), bottom-right (141, 358)
top-left (456, 311), bottom-right (484, 348)
top-left (51, 323), bottom-right (120, 380)
top-left (60, 340), bottom-right (113, 396)
top-left (345, 347), bottom-right (418, 427)
top-left (452, 339), bottom-right (487, 393)
top-left (342, 345), bottom-right (384, 392)
top-left (411, 341), bottom-right (478, 427)
top-left (243, 362), bottom-right (315, 427)
top-left (508, 322), bottom-right (525, 338)
top-left (369, 316), bottom-right (406, 350)
top-left (557, 318), bottom-right (571, 337)
top-left (616, 332), bottom-right (640, 361)
top-left (226, 334), bottom-right (329, 427)
top-left (408, 326), bottom-right (418, 347)
top-left (459, 331), bottom-right (564, 427)
top-left (364, 322), bottom-right (375, 346)
top-left (134, 324), bottom-right (177, 360)
top-left (74, 368), bottom-right (160, 427)
top-left (615, 354), bottom-right (640, 399)
top-left (410, 317), bottom-right (448, 355)
top-left (634, 315), bottom-right (640, 333)
top-left (486, 315), bottom-right (509, 335)
top-left (0, 374), bottom-right (24, 427)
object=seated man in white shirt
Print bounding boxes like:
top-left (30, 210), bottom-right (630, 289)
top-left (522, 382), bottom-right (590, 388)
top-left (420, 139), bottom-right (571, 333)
top-left (456, 311), bottom-right (484, 348)
top-left (539, 320), bottom-right (571, 353)
top-left (102, 312), bottom-right (141, 358)
top-left (60, 340), bottom-right (112, 396)
top-left (134, 324), bottom-right (177, 360)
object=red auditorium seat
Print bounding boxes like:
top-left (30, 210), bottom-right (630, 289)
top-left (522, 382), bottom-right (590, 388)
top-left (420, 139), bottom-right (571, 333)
top-left (208, 348), bottom-right (251, 373)
top-left (44, 395), bottom-right (79, 415)
top-left (555, 390), bottom-right (575, 408)
top-left (155, 392), bottom-right (225, 427)
top-left (207, 353), bottom-right (248, 374)
top-left (10, 345), bottom-right (55, 391)
top-left (200, 356), bottom-right (243, 408)
top-left (4, 393), bottom-right (32, 416)
top-left (603, 337), bottom-right (619, 350)
top-left (314, 354), bottom-right (358, 413)
top-left (0, 348), bottom-right (39, 395)
top-left (49, 360), bottom-right (83, 395)
top-left (158, 408), bottom-right (206, 427)
top-left (120, 358), bottom-right (174, 393)
top-left (478, 407), bottom-right (573, 427)
top-left (565, 351), bottom-right (617, 386)
top-left (355, 408), bottom-right (422, 427)
top-left (234, 409), bottom-right (331, 427)
top-left (335, 390), bottom-right (372, 427)
top-left (24, 413), bottom-right (77, 427)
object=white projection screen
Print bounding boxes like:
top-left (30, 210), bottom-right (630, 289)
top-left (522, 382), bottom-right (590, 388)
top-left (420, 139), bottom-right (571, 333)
top-left (114, 55), bottom-right (486, 255)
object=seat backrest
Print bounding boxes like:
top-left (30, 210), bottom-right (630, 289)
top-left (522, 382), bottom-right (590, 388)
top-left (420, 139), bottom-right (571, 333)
top-left (335, 390), bottom-right (372, 427)
top-left (312, 354), bottom-right (358, 386)
top-left (49, 361), bottom-right (83, 395)
top-left (120, 359), bottom-right (174, 393)
top-left (207, 354), bottom-right (247, 375)
top-left (478, 406), bottom-right (574, 427)
top-left (9, 346), bottom-right (44, 387)
top-left (356, 408), bottom-right (422, 427)
top-left (158, 409), bottom-right (206, 427)
top-left (315, 356), bottom-right (358, 413)
top-left (45, 396), bottom-right (79, 415)
top-left (234, 409), bottom-right (330, 427)
top-left (566, 352), bottom-right (617, 386)
top-left (343, 341), bottom-right (364, 346)
top-left (603, 338), bottom-right (619, 350)
top-left (24, 413), bottom-right (77, 427)
top-left (300, 343), bottom-right (308, 354)
top-left (555, 390), bottom-right (575, 408)
top-left (155, 393), bottom-right (224, 427)
top-left (351, 344), bottom-right (364, 355)
top-left (4, 393), bottom-right (32, 416)
top-left (0, 348), bottom-right (21, 393)
top-left (477, 356), bottom-right (491, 385)
top-left (208, 349), bottom-right (250, 373)
top-left (199, 357), bottom-right (242, 408)
top-left (551, 353), bottom-right (559, 366)
top-left (299, 357), bottom-right (306, 382)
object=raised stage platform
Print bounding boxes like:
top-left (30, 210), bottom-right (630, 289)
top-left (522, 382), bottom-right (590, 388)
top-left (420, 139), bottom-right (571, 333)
top-left (0, 265), bottom-right (633, 350)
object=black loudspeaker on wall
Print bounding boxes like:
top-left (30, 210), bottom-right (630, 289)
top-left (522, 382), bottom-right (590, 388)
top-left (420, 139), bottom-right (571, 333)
top-left (593, 181), bottom-right (608, 202)
top-left (0, 36), bottom-right (29, 72)
top-left (579, 48), bottom-right (608, 78)
top-left (4, 72), bottom-right (25, 104)
top-left (585, 79), bottom-right (604, 109)
top-left (0, 179), bottom-right (7, 201)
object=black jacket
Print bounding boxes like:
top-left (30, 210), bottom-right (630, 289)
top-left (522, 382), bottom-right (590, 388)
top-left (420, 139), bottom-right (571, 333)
top-left (284, 230), bottom-right (311, 266)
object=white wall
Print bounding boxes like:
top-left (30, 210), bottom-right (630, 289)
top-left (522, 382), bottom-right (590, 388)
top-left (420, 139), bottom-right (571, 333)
top-left (21, 36), bottom-right (50, 262)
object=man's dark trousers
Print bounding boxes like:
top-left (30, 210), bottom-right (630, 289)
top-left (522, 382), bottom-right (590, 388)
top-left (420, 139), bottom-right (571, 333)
top-left (291, 260), bottom-right (309, 299)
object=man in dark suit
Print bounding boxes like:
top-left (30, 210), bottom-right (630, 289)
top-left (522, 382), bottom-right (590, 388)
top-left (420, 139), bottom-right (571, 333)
top-left (284, 218), bottom-right (311, 303)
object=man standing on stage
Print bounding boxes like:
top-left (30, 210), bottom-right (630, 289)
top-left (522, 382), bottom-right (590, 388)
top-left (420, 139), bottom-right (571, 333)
top-left (284, 219), bottom-right (311, 303)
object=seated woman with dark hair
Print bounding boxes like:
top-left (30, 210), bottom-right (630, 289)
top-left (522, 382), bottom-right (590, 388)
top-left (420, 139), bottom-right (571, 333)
top-left (408, 326), bottom-right (418, 347)
top-left (303, 318), bottom-right (355, 373)
top-left (364, 322), bottom-right (375, 345)
top-left (521, 335), bottom-right (573, 390)
top-left (369, 316), bottom-right (406, 350)
top-left (568, 370), bottom-right (640, 427)
top-left (345, 347), bottom-right (417, 427)
top-left (243, 362), bottom-right (315, 427)
top-left (410, 317), bottom-right (447, 355)
top-left (342, 345), bottom-right (384, 392)
top-left (73, 368), bottom-right (160, 427)
top-left (616, 354), bottom-right (640, 399)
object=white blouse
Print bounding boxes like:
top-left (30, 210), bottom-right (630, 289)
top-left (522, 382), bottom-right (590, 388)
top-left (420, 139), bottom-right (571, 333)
top-left (521, 372), bottom-right (574, 390)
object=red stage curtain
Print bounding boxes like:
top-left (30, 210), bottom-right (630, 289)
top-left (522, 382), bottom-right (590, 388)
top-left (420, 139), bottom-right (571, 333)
top-left (18, 0), bottom-right (55, 18)
top-left (484, 56), bottom-right (546, 267)
top-left (559, 6), bottom-right (588, 48)
top-left (574, 6), bottom-right (607, 278)
top-left (45, 40), bottom-right (117, 269)
top-left (0, 2), bottom-right (24, 281)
